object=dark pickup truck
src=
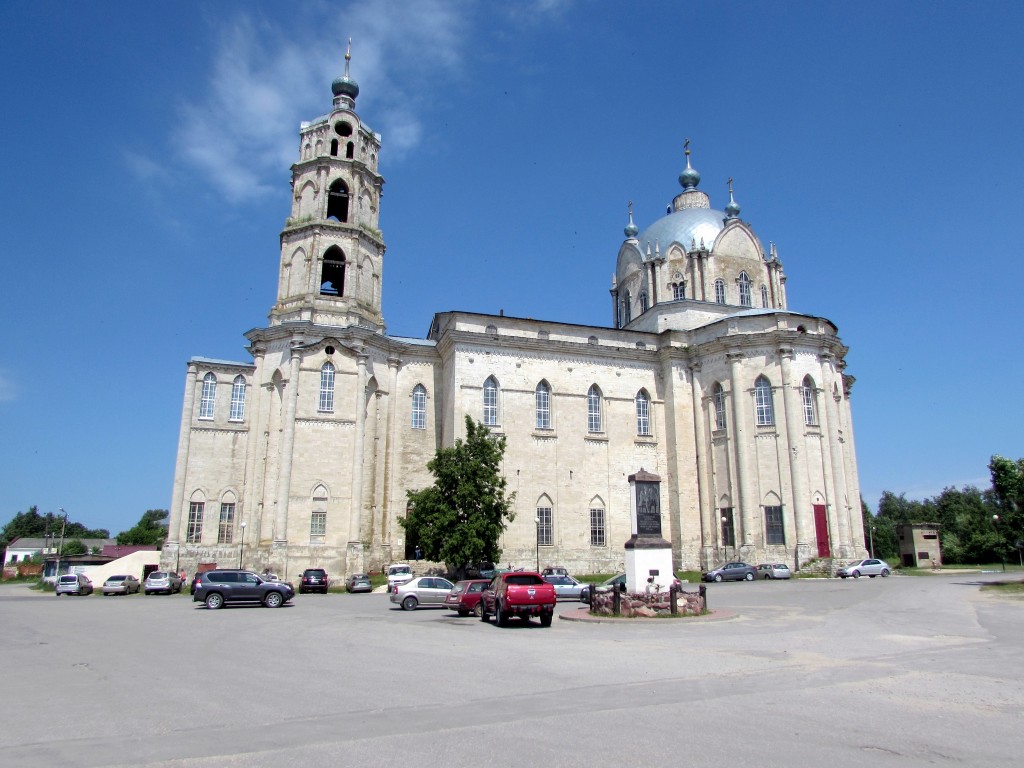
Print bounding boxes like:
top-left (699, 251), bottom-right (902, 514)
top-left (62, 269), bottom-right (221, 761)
top-left (478, 571), bottom-right (557, 627)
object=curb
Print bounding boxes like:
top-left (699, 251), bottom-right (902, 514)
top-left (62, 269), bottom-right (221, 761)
top-left (558, 606), bottom-right (738, 624)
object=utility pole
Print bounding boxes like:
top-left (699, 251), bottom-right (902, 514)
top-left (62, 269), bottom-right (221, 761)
top-left (57, 507), bottom-right (68, 577)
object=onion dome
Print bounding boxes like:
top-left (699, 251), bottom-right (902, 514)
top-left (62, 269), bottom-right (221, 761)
top-left (624, 201), bottom-right (639, 238)
top-left (678, 139), bottom-right (701, 190)
top-left (331, 39), bottom-right (360, 100)
top-left (725, 177), bottom-right (741, 220)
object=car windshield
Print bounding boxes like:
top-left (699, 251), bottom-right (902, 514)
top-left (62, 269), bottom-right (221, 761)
top-left (59, 576), bottom-right (76, 583)
top-left (108, 576), bottom-right (126, 581)
top-left (506, 574), bottom-right (544, 585)
top-left (150, 573), bottom-right (166, 579)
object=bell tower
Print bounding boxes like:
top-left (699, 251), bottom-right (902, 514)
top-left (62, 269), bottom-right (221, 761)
top-left (271, 41), bottom-right (386, 331)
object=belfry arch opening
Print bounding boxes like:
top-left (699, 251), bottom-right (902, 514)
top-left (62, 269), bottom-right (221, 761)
top-left (320, 246), bottom-right (346, 296)
top-left (327, 179), bottom-right (350, 222)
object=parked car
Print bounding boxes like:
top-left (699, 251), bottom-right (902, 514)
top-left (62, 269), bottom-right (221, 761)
top-left (192, 569), bottom-right (295, 609)
top-left (757, 563), bottom-right (792, 580)
top-left (386, 563), bottom-right (414, 593)
top-left (579, 573), bottom-right (627, 602)
top-left (300, 568), bottom-right (330, 594)
top-left (464, 562), bottom-right (497, 579)
top-left (444, 579), bottom-right (490, 615)
top-left (144, 571), bottom-right (183, 595)
top-left (544, 574), bottom-right (585, 600)
top-left (55, 573), bottom-right (93, 596)
top-left (391, 576), bottom-right (455, 610)
top-left (541, 566), bottom-right (570, 578)
top-left (346, 573), bottom-right (372, 593)
top-left (478, 571), bottom-right (557, 626)
top-left (703, 562), bottom-right (758, 582)
top-left (102, 575), bottom-right (141, 595)
top-left (836, 559), bottom-right (891, 579)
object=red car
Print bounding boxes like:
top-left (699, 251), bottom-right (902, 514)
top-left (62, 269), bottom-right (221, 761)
top-left (444, 579), bottom-right (490, 616)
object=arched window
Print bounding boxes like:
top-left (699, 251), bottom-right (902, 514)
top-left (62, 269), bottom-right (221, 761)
top-left (638, 290), bottom-right (649, 313)
top-left (330, 138), bottom-right (339, 157)
top-left (320, 245), bottom-right (345, 296)
top-left (229, 375), bottom-right (246, 422)
top-left (802, 375), bottom-right (817, 425)
top-left (346, 141), bottom-right (354, 159)
top-left (754, 375), bottom-right (775, 426)
top-left (623, 291), bottom-right (632, 324)
top-left (411, 384), bottom-right (427, 429)
top-left (712, 382), bottom-right (727, 431)
top-left (536, 500), bottom-right (553, 546)
top-left (199, 373), bottom-right (217, 420)
top-left (535, 381), bottom-right (551, 429)
top-left (714, 279), bottom-right (726, 304)
top-left (635, 390), bottom-right (651, 436)
top-left (311, 485), bottom-right (328, 538)
top-left (738, 272), bottom-right (752, 307)
top-left (761, 284), bottom-right (769, 308)
top-left (186, 494), bottom-right (205, 544)
top-left (217, 493), bottom-right (236, 544)
top-left (672, 282), bottom-right (685, 300)
top-left (483, 376), bottom-right (499, 426)
top-left (587, 385), bottom-right (603, 433)
top-left (319, 362), bottom-right (335, 413)
top-left (327, 179), bottom-right (350, 222)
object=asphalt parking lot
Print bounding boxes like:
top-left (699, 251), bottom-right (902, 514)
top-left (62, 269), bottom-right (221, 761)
top-left (2, 573), bottom-right (1022, 767)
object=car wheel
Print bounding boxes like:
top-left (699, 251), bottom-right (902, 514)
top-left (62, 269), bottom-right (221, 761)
top-left (495, 601), bottom-right (507, 627)
top-left (205, 592), bottom-right (224, 610)
top-left (402, 595), bottom-right (418, 611)
top-left (540, 612), bottom-right (553, 627)
top-left (714, 574), bottom-right (723, 582)
top-left (745, 572), bottom-right (754, 581)
top-left (477, 602), bottom-right (488, 621)
top-left (264, 591), bottom-right (284, 608)
top-left (881, 568), bottom-right (890, 577)
top-left (852, 570), bottom-right (861, 579)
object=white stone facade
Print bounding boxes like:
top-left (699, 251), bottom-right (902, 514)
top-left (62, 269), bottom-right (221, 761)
top-left (163, 69), bottom-right (865, 582)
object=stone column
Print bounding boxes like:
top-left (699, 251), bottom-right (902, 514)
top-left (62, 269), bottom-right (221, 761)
top-left (840, 369), bottom-right (865, 555)
top-left (274, 342), bottom-right (302, 543)
top-left (349, 350), bottom-right (368, 545)
top-left (167, 363), bottom-right (199, 545)
top-left (818, 353), bottom-right (848, 555)
top-left (240, 349), bottom-right (265, 541)
top-left (728, 351), bottom-right (755, 551)
top-left (778, 348), bottom-right (810, 552)
top-left (689, 363), bottom-right (713, 566)
top-left (380, 356), bottom-right (401, 558)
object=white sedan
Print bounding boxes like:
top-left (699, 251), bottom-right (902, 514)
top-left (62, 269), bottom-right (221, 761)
top-left (836, 559), bottom-right (891, 579)
top-left (543, 574), bottom-right (584, 600)
top-left (390, 576), bottom-right (455, 610)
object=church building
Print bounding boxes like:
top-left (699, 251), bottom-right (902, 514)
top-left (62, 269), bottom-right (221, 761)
top-left (163, 51), bottom-right (866, 581)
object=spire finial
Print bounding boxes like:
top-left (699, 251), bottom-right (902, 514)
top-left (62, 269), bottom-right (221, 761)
top-left (725, 176), bottom-right (741, 220)
top-left (332, 38), bottom-right (360, 102)
top-left (624, 199), bottom-right (639, 238)
top-left (679, 138), bottom-right (700, 190)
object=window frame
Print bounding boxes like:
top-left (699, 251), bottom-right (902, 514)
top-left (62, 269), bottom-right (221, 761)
top-left (635, 390), bottom-right (651, 436)
top-left (537, 506), bottom-right (553, 547)
top-left (587, 385), bottom-right (602, 434)
top-left (217, 503), bottom-right (235, 544)
top-left (590, 507), bottom-right (606, 547)
top-left (801, 376), bottom-right (817, 426)
top-left (738, 271), bottom-right (752, 307)
top-left (535, 381), bottom-right (551, 430)
top-left (714, 279), bottom-right (726, 304)
top-left (483, 376), bottom-right (499, 426)
top-left (765, 505), bottom-right (785, 545)
top-left (319, 362), bottom-right (335, 413)
top-left (186, 502), bottom-right (204, 544)
top-left (754, 375), bottom-right (775, 426)
top-left (199, 373), bottom-right (217, 420)
top-left (411, 384), bottom-right (427, 430)
top-left (229, 375), bottom-right (246, 422)
top-left (713, 383), bottom-right (727, 431)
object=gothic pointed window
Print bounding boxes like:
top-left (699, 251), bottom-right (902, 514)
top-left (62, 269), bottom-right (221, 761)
top-left (802, 375), bottom-right (818, 426)
top-left (411, 384), bottom-right (427, 429)
top-left (761, 284), bottom-right (769, 308)
top-left (483, 376), bottom-right (499, 426)
top-left (535, 380), bottom-right (551, 429)
top-left (217, 498), bottom-right (236, 544)
top-left (738, 272), bottom-right (752, 307)
top-left (638, 290), bottom-right (649, 313)
top-left (186, 499), bottom-right (204, 544)
top-left (319, 362), bottom-right (335, 413)
top-left (199, 373), bottom-right (216, 420)
top-left (635, 389), bottom-right (651, 436)
top-left (712, 382), bottom-right (727, 431)
top-left (327, 179), bottom-right (350, 222)
top-left (229, 375), bottom-right (246, 422)
top-left (623, 291), bottom-right (632, 324)
top-left (587, 385), bottom-right (603, 433)
top-left (714, 279), bottom-right (726, 304)
top-left (536, 503), bottom-right (553, 546)
top-left (754, 375), bottom-right (775, 426)
top-left (330, 139), bottom-right (339, 157)
top-left (320, 246), bottom-right (346, 296)
top-left (590, 504), bottom-right (606, 547)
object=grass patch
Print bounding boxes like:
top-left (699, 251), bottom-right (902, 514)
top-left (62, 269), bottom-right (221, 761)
top-left (980, 580), bottom-right (1024, 596)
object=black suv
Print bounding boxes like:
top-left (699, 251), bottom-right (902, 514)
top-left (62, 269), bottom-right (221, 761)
top-left (299, 568), bottom-right (329, 594)
top-left (192, 569), bottom-right (295, 609)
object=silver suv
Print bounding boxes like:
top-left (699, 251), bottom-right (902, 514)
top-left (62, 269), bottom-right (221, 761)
top-left (144, 571), bottom-right (183, 595)
top-left (192, 569), bottom-right (295, 609)
top-left (56, 573), bottom-right (93, 596)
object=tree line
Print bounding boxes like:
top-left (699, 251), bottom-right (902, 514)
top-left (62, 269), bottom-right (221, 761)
top-left (0, 507), bottom-right (168, 560)
top-left (864, 455), bottom-right (1024, 566)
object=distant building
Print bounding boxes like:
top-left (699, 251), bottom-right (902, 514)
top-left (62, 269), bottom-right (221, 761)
top-left (897, 523), bottom-right (942, 568)
top-left (163, 49), bottom-right (865, 581)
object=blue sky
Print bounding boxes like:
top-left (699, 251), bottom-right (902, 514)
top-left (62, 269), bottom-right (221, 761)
top-left (2, 1), bottom-right (1022, 535)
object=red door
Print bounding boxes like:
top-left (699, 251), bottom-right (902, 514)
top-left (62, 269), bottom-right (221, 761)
top-left (813, 505), bottom-right (831, 558)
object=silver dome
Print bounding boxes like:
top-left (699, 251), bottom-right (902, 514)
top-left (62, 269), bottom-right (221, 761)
top-left (636, 207), bottom-right (726, 256)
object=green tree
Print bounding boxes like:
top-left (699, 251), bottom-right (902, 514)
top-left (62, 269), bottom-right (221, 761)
top-left (62, 539), bottom-right (87, 556)
top-left (116, 509), bottom-right (168, 547)
top-left (988, 455), bottom-right (1024, 562)
top-left (400, 416), bottom-right (516, 576)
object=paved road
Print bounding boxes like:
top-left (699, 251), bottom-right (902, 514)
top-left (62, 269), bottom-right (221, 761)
top-left (1, 573), bottom-right (1022, 767)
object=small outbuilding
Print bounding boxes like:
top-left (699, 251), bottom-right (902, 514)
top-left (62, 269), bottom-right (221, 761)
top-left (896, 523), bottom-right (942, 568)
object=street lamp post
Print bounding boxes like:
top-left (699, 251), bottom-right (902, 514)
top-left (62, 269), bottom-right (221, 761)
top-left (238, 521), bottom-right (247, 569)
top-left (534, 517), bottom-right (540, 572)
top-left (721, 515), bottom-right (729, 562)
top-left (868, 523), bottom-right (876, 559)
top-left (992, 515), bottom-right (1005, 573)
top-left (56, 507), bottom-right (68, 577)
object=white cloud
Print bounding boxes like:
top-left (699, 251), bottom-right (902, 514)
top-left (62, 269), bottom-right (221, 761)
top-left (172, 1), bottom-right (470, 202)
top-left (0, 372), bottom-right (16, 402)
